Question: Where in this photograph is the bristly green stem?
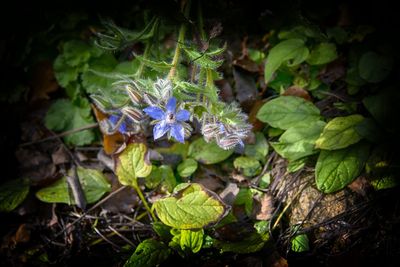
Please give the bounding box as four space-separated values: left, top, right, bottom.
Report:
168 0 191 80
132 179 157 221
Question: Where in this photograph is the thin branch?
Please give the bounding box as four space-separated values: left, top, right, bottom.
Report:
19 123 98 147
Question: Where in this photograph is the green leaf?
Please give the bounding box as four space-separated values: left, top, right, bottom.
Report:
256 96 321 130
315 115 364 150
144 165 176 193
177 158 198 177
234 188 253 216
370 176 398 190
306 43 337 65
154 183 228 229
233 156 262 177
152 222 172 241
45 99 95 146
359 51 393 83
315 143 370 193
180 229 204 253
188 138 234 164
259 173 271 189
271 121 326 161
291 234 309 252
287 158 307 173
135 55 173 72
183 47 224 70
0 179 29 212
53 55 81 87
363 88 400 132
116 143 152 187
36 167 111 204
214 231 268 254
244 132 269 162
265 39 309 83
62 40 92 67
124 239 170 267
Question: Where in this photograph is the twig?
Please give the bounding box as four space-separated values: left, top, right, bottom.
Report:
108 226 136 247
19 123 98 147
93 227 120 249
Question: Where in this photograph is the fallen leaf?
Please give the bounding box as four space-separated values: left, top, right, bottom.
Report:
253 193 273 220
29 60 59 101
51 145 70 165
233 56 260 73
215 79 234 102
219 182 240 206
248 100 266 131
347 176 370 196
282 86 311 101
318 58 346 84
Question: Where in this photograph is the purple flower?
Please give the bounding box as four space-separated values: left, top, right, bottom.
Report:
143 97 190 143
108 114 129 134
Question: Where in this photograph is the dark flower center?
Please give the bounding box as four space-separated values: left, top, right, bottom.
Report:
166 112 175 123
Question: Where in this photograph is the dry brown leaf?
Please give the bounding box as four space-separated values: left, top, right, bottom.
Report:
282 86 312 101
253 193 273 220
29 60 58 101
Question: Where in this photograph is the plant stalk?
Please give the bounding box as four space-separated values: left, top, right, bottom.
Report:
132 179 157 221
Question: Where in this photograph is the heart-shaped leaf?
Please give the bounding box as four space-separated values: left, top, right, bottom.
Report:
154 183 228 229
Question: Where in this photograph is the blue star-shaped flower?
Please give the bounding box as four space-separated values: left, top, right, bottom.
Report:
143 97 190 143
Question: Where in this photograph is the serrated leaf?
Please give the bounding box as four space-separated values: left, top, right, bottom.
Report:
124 239 170 267
183 47 223 69
306 43 337 65
265 39 309 83
116 143 152 187
0 179 29 212
291 234 309 252
154 183 228 229
315 115 364 150
233 156 262 177
315 143 370 193
180 229 204 253
177 158 198 177
256 96 321 130
244 132 269 162
53 55 82 88
45 99 95 146
359 51 393 83
188 138 234 164
135 55 173 72
271 121 325 161
36 167 111 204
62 40 92 67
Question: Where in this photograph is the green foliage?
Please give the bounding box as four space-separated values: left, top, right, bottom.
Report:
234 157 262 177
257 96 321 130
178 229 204 253
124 239 170 267
188 138 234 164
291 234 309 252
154 183 228 229
264 39 309 83
234 188 254 216
183 46 224 70
358 51 393 83
0 179 30 212
271 121 325 161
36 167 111 204
145 165 176 192
244 132 269 163
315 143 370 193
45 99 95 146
116 143 152 187
177 158 198 177
214 230 269 254
306 43 337 65
287 158 307 173
315 115 364 150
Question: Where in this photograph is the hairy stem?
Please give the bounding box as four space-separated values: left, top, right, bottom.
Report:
168 0 191 80
132 179 157 221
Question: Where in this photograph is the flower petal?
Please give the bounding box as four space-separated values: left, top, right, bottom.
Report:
118 121 128 134
108 114 120 125
166 97 177 113
143 106 165 120
153 120 169 140
176 109 190 121
170 123 185 143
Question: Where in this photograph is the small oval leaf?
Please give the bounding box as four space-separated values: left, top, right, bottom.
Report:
188 138 233 165
177 158 198 177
